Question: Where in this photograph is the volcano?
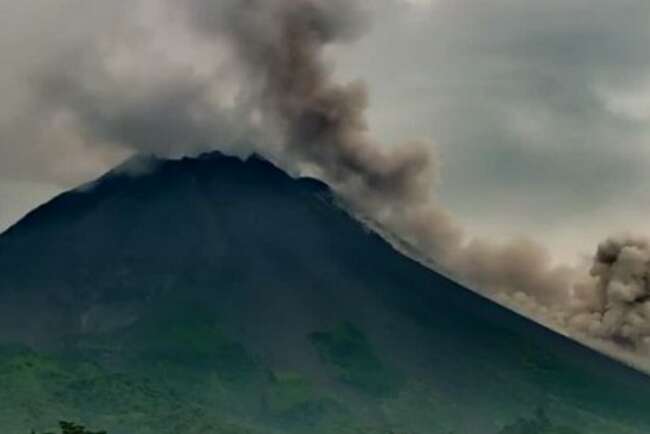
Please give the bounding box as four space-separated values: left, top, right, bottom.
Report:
0 152 648 434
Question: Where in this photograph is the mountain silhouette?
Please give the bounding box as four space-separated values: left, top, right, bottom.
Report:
0 152 648 434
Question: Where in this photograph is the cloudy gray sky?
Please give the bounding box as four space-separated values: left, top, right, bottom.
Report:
1 0 649 266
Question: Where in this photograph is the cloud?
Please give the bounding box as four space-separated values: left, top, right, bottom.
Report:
0 1 132 184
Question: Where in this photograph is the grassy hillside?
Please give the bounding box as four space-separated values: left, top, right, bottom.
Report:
0 314 641 434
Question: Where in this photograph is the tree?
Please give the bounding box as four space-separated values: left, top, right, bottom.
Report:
38 421 107 434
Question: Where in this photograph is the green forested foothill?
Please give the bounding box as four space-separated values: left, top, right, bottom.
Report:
1 330 591 434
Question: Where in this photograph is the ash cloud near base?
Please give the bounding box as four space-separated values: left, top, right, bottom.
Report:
571 237 650 351
5 0 650 357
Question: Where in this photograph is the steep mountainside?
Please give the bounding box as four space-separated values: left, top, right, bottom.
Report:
0 152 648 434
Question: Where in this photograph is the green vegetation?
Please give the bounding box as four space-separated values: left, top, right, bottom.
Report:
0 317 639 434
309 322 401 396
131 317 258 382
122 300 259 381
264 371 317 415
0 346 182 433
262 370 348 428
498 409 581 434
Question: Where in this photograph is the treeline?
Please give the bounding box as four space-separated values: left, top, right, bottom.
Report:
30 421 106 434
30 409 580 434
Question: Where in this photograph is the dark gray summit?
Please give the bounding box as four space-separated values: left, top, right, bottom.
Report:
0 152 648 434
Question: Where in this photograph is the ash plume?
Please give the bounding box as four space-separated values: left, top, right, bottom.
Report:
183 0 438 208
569 237 650 352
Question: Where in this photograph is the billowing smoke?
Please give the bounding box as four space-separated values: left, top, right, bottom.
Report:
185 0 436 206
569 237 650 352
8 0 646 357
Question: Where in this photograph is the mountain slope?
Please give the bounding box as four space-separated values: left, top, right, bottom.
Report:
0 152 648 434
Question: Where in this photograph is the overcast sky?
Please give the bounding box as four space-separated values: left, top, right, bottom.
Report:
1 0 649 265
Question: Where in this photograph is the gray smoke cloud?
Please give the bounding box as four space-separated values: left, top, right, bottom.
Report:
2 0 646 358
179 0 438 209
570 237 650 352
